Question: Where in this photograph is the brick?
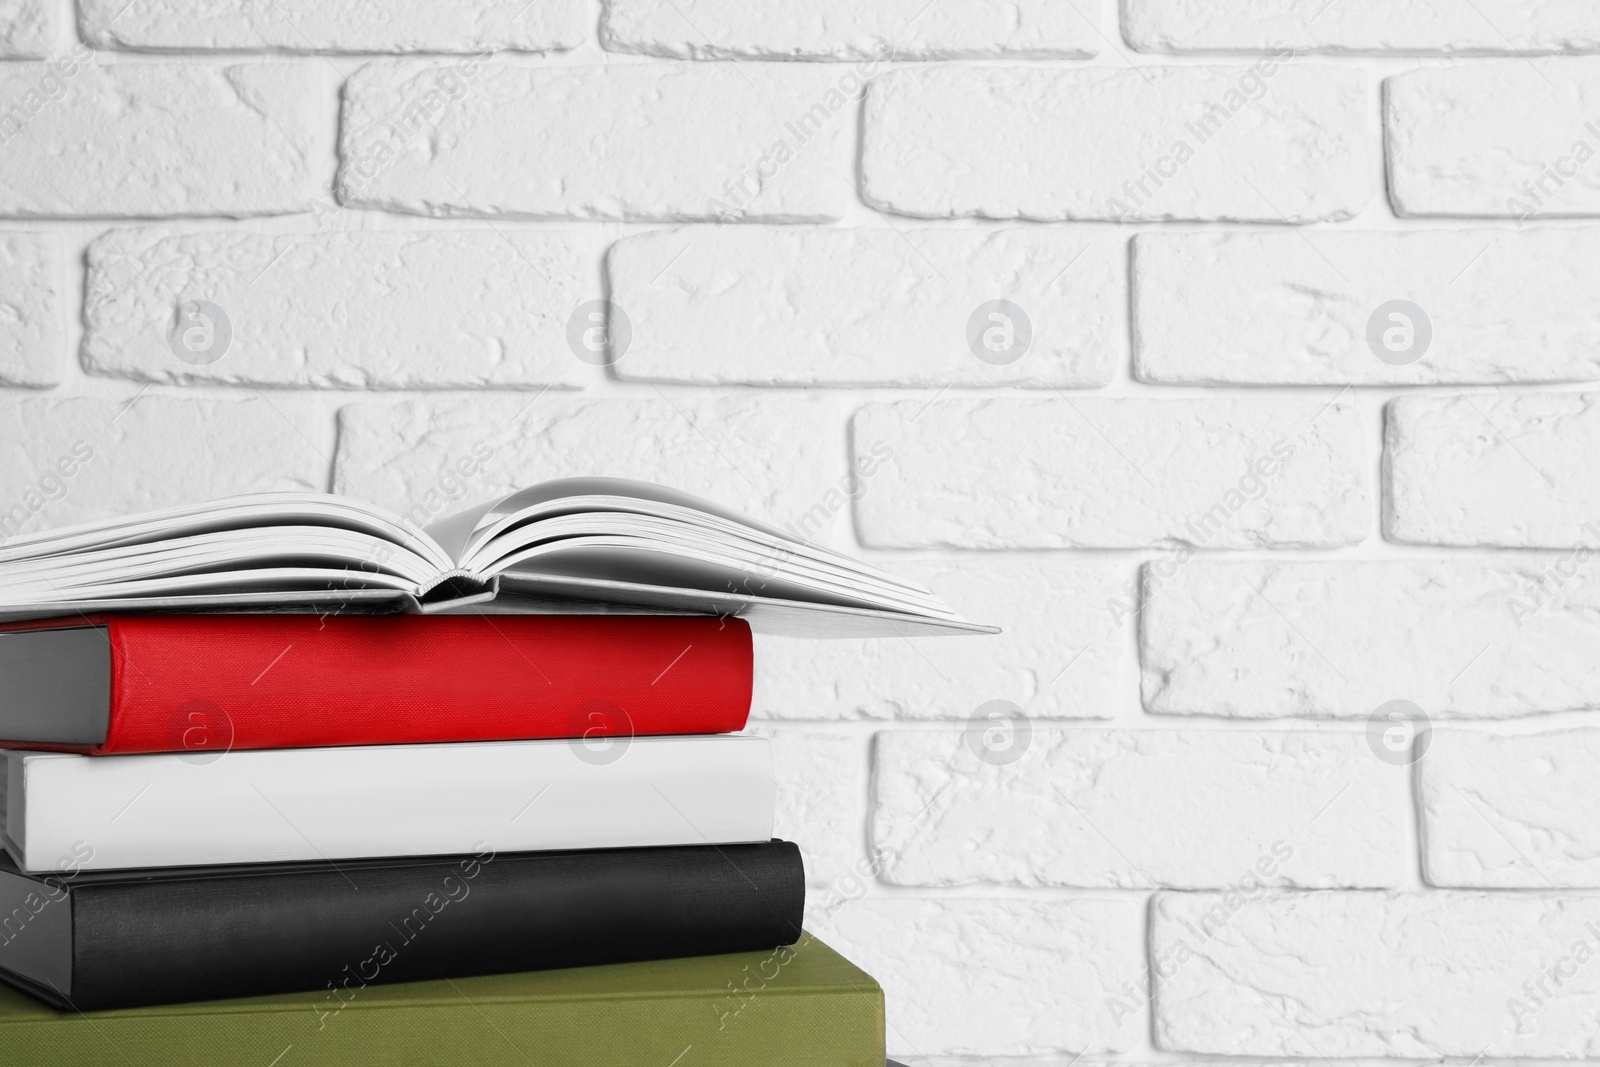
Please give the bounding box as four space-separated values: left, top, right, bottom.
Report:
79 0 583 52
1387 392 1600 546
872 730 1407 888
333 396 844 534
0 233 60 387
1420 728 1600 887
0 61 327 218
862 64 1371 221
0 0 51 57
0 396 329 539
1134 230 1600 385
83 229 589 389
1153 891 1600 1057
600 0 1098 59
1387 62 1600 218
609 226 1121 388
762 729 863 886
810 898 1141 1056
852 398 1367 548
751 559 1123 720
1142 560 1600 718
1125 1 1600 54
339 61 851 222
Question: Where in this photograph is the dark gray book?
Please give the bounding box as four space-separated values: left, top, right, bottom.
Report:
0 840 804 1011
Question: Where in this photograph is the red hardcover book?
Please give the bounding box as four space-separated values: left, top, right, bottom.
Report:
0 613 751 755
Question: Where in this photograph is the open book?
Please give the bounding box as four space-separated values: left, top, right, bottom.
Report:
0 478 996 637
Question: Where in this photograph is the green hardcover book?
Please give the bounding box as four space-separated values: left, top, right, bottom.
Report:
0 932 884 1067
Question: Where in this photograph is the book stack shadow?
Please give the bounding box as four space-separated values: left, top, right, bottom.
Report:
0 612 886 1066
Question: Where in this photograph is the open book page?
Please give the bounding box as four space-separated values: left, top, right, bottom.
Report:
424 477 958 620
0 495 450 607
0 483 993 635
423 477 797 562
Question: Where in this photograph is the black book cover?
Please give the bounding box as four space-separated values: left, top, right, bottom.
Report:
0 840 804 1011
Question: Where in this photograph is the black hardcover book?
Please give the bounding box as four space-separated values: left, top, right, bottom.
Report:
0 840 805 1011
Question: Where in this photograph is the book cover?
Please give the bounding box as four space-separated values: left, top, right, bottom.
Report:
2 735 773 872
0 931 882 1066
0 841 805 1011
0 613 751 754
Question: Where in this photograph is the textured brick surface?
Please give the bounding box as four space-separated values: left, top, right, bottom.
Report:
1126 1 1600 54
1420 728 1600 887
1388 62 1600 217
853 398 1368 548
763 729 864 887
608 226 1122 387
752 559 1124 720
0 396 328 538
0 0 50 56
1154 891 1600 1057
601 0 1098 59
334 396 844 532
862 65 1372 220
340 61 851 221
1387 392 1600 547
873 730 1407 887
79 0 584 52
0 61 326 217
0 233 60 387
83 229 588 389
1143 560 1600 718
870 729 1408 889
1134 230 1600 384
811 898 1142 1056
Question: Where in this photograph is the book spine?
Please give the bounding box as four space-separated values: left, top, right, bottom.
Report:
93 613 751 754
66 842 805 1011
19 736 774 872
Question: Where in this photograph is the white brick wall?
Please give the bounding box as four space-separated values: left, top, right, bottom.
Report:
0 233 59 387
84 229 591 388
1124 1 1600 54
1133 229 1600 384
0 60 331 217
862 64 1374 221
4 8 1599 1063
1388 61 1600 218
78 0 586 53
608 226 1122 387
1153 891 1600 1057
853 397 1368 547
1419 728 1600 887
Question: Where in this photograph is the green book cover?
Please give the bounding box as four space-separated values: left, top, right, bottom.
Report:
0 932 883 1067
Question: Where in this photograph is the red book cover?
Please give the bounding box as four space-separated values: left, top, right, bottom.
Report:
0 613 751 755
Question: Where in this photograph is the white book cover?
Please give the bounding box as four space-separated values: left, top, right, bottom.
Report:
0 735 773 873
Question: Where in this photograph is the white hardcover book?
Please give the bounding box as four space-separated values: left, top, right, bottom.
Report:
0 477 998 638
0 735 773 873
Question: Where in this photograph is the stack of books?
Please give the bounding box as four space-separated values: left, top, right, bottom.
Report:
0 477 992 1066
